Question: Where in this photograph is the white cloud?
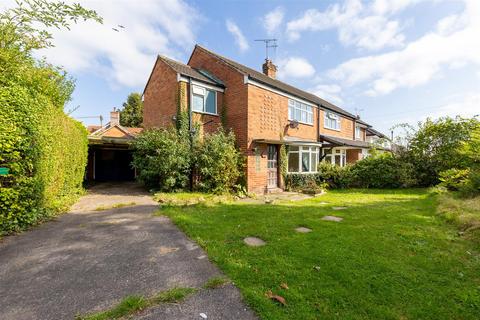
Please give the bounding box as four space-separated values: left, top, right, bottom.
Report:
36 0 200 88
277 57 315 79
329 0 480 96
262 7 285 35
310 84 344 104
286 0 408 50
226 19 249 52
433 93 480 119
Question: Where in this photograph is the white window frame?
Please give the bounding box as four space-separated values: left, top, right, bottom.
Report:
191 85 217 115
322 148 347 167
287 145 319 173
288 99 314 125
324 111 341 131
355 125 362 141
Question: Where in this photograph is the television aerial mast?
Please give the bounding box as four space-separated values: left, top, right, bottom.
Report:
254 38 278 60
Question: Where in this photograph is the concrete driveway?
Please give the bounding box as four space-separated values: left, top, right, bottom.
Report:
0 183 256 320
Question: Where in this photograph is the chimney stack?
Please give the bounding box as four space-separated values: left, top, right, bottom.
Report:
110 108 120 126
262 59 277 79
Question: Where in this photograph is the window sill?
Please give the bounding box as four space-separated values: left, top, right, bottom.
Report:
193 110 219 117
287 171 318 174
323 126 341 132
288 119 314 127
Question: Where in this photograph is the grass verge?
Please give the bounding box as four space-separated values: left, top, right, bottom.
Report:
77 287 196 320
94 202 137 211
436 192 480 241
159 189 480 320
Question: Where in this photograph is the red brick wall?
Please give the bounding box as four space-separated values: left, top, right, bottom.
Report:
188 47 249 150
143 58 179 129
320 109 355 139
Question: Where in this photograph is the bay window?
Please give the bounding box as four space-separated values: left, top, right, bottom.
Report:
288 99 314 125
192 85 216 114
324 111 341 130
287 145 319 173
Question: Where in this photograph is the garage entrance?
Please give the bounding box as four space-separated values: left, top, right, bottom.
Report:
88 147 135 182
85 109 142 183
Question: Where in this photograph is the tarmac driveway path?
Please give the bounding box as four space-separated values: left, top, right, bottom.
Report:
0 183 257 320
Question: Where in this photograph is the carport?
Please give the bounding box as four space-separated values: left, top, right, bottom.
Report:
85 110 142 182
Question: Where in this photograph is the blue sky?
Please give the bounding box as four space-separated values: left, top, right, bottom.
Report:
20 0 480 134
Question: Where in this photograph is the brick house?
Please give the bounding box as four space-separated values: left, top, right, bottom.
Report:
143 45 387 193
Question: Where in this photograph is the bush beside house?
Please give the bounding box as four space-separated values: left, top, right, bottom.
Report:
132 127 243 194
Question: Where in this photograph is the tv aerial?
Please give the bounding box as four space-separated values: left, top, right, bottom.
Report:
254 38 278 60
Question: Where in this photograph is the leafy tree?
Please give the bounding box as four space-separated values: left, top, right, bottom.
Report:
396 117 479 186
120 92 143 127
0 0 102 52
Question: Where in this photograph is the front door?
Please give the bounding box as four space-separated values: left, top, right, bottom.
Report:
267 144 278 188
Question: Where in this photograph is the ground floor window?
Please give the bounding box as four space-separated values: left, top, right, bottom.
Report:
322 148 347 167
287 145 319 173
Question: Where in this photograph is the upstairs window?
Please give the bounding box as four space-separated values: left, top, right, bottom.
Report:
324 111 341 130
355 125 362 140
288 99 313 125
192 85 216 114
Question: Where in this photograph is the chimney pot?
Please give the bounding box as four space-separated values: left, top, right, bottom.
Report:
262 59 277 79
110 109 120 126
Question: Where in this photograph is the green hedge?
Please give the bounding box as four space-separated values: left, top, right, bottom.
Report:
0 48 88 234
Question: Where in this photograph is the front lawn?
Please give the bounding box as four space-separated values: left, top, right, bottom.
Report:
159 189 480 320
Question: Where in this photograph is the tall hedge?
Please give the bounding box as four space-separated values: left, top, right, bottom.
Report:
0 48 88 234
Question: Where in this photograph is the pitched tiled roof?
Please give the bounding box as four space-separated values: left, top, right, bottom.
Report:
193 45 363 121
158 55 223 86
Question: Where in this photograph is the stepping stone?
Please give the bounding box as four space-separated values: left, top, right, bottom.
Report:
295 227 312 233
318 202 329 205
332 206 348 210
322 215 343 222
243 237 266 247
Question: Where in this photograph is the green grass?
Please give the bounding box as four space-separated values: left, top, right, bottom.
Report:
94 202 136 211
154 192 233 206
203 276 230 289
159 189 480 320
77 287 196 320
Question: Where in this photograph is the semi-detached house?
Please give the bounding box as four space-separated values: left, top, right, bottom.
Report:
143 45 388 194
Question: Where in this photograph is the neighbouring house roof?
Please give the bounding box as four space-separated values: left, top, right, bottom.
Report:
158 55 224 86
193 45 367 123
88 122 143 145
87 125 102 134
366 127 388 139
320 135 373 149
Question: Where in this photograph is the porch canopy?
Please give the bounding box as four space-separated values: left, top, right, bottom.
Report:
253 136 322 146
319 135 372 148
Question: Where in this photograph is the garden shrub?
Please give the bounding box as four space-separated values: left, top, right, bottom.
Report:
349 153 416 188
0 48 88 234
285 173 317 191
316 162 352 189
131 128 191 191
193 129 242 193
438 168 470 191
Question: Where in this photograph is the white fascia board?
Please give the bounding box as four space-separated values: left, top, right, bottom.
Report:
177 74 224 92
246 78 317 108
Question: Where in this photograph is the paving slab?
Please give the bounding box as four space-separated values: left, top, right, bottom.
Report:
321 215 344 222
0 183 256 320
295 227 312 233
332 206 348 210
243 237 266 246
